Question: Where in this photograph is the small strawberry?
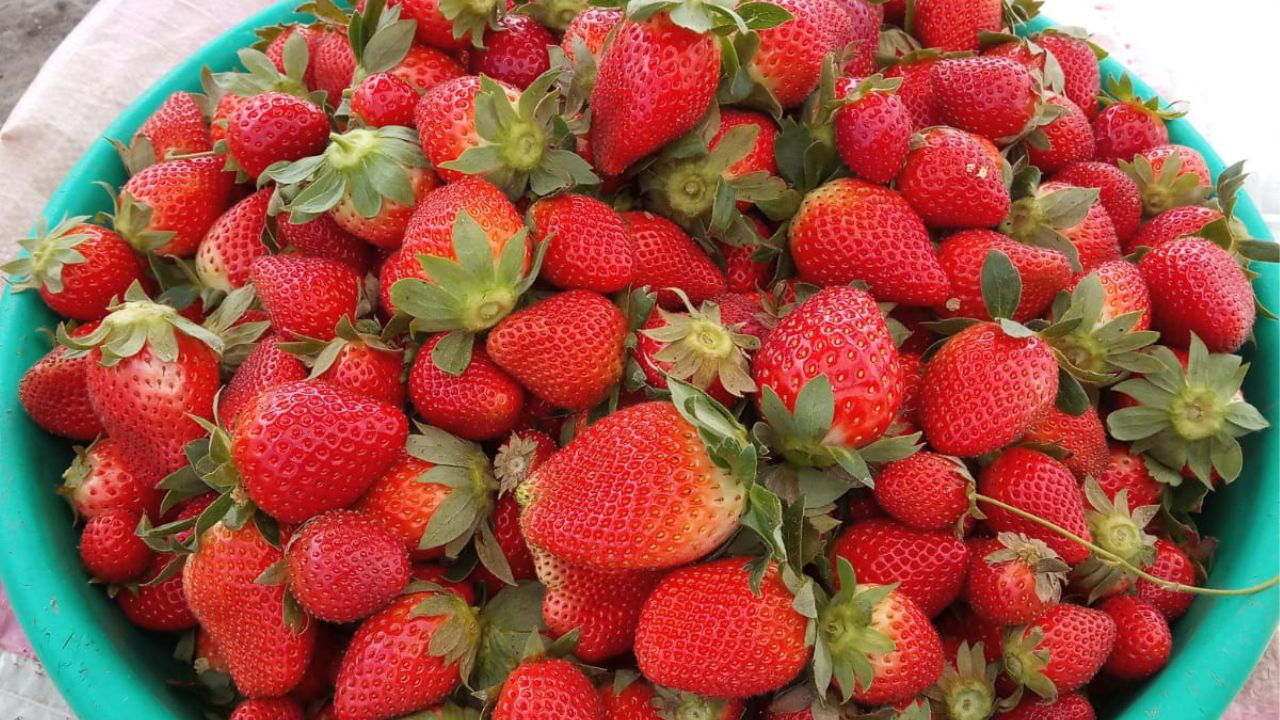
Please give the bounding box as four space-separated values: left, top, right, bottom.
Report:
477 493 538 590
529 193 634 294
996 692 1095 720
18 321 105 441
250 255 362 342
134 91 212 163
225 92 329 179
1099 594 1172 680
218 333 309 427
1023 406 1109 481
831 518 970 617
533 548 663 662
471 14 555 89
276 212 374 274
409 334 526 441
353 451 449 558
833 76 913 185
1053 161 1143 243
1135 539 1196 619
742 0 841 109
1121 143 1212 216
390 44 469 93
1035 30 1104 120
385 0 500 50
230 698 304 720
494 656 606 720
1094 443 1163 512
1027 96 1094 173
281 317 406 406
1138 235 1255 352
872 452 975 532
932 56 1039 143
262 24 322 88
966 533 1069 625
978 448 1092 565
283 509 410 623
636 295 760 405
118 551 198 632
937 229 1072 322
911 0 1005 52
1092 74 1180 164
110 155 235 257
884 54 945 129
562 8 621 62
412 564 479 605
311 27 358 104
195 187 273 292
624 210 727 309
898 126 1010 229
60 437 161 521
722 238 773 293
6 213 147 318
1003 603 1116 699
78 509 153 584
835 0 884 75
351 72 420 127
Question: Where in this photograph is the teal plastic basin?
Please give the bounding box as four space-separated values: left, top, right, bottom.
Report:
0 5 1274 718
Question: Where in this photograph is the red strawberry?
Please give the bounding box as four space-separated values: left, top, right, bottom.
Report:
599 676 745 720
978 448 1093 565
1002 180 1121 274
414 75 519 182
401 175 527 260
78 509 152 584
384 0 498 50
745 0 838 109
911 0 1003 52
590 11 720 175
529 193 634 293
789 178 949 306
112 155 234 257
353 451 450 559
1036 31 1103 120
722 239 773 293
471 14 555 89
494 656 606 720
310 26 358 104
264 24 321 88
1092 74 1176 164
563 8 621 60
873 452 973 531
136 91 212 162
351 72 420 128
250 256 361 342
118 552 198 632
184 522 317 697
635 297 760 405
835 0 883 75
919 323 1058 457
5 218 146 322
898 126 1010 229
624 211 727 309
885 56 945 129
334 590 479 719
276 212 374 274
1023 406 1109 480
1135 539 1196 619
218 334 309 426
1002 603 1116 697
1123 143 1212 216
475 493 537 592
390 44 468 93
937 229 1072 322
195 187 273 291
1099 594 1171 680
60 437 161 521
285 510 410 623
996 692 1096 720
1077 258 1151 330
409 334 525 441
18 322 105 441
967 533 1069 625
300 330 405 408
1138 235 1255 352
534 548 663 662
412 564 478 605
1094 443 1163 512
226 92 329 179
932 56 1039 142
210 92 248 146
230 698 304 720
633 559 810 698
1053 161 1143 243
833 77 913 185
1128 207 1222 258
831 519 970 617
1028 96 1094 173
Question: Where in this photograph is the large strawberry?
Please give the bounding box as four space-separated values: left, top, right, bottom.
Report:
110 155 234 257
931 56 1040 143
529 193 634 294
1002 603 1116 699
250 255 362 342
284 509 411 623
195 187 273 291
350 71 420 128
624 210 728 309
18 321 105 441
1138 235 1255 352
937 229 1071 322
978 447 1093 565
830 519 970 617
966 533 1070 625
898 126 1010 229
409 334 526 441
742 0 842 109
493 656 606 720
533 549 663 662
911 0 1005 52
5 218 146 322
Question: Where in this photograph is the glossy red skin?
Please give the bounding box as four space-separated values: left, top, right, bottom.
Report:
1136 539 1197 619
353 452 451 561
1139 235 1255 352
1092 102 1169 164
835 0 883 76
873 451 970 531
494 657 606 720
535 549 663 662
121 155 234 257
19 323 104 441
386 0 480 50
286 510 411 623
78 509 153 583
919 323 1058 457
713 108 780 193
329 165 436 250
834 85 912 185
196 187 272 290
635 559 809 698
232 381 408 523
310 28 357 106
562 7 621 60
831 519 969 617
1028 96 1095 173
185 523 317 698
599 678 663 720
529 193 634 293
218 334 308 426
722 235 773 293
898 127 1010 229
912 0 1002 51
966 537 1058 625
1037 32 1102 120
789 178 949 306
471 14 554 89
590 14 719 175
400 175 528 265
1124 204 1221 255
1010 603 1117 693
1100 595 1172 679
315 343 405 407
277 212 374 274
885 59 944 129
747 0 835 108
932 56 1038 142
28 223 144 321
61 437 161 520
414 76 519 183
1054 161 1143 243
624 210 727 309
226 92 329 179
249 255 361 342
265 24 321 88
409 334 525 441
996 692 1096 720
334 592 469 719
938 229 1072 322
1095 443 1163 511
229 698 305 720
139 91 211 161
391 44 467 93
87 333 219 477
1137 142 1212 188
351 72 420 127
119 552 197 632
753 286 903 448
412 563 478 605
1078 262 1150 329
1036 181 1122 273
841 587 944 705
1023 406 1109 480
979 448 1093 566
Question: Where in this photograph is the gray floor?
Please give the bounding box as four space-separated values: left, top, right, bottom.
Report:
0 0 97 122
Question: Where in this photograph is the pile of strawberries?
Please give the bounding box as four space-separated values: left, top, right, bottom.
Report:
7 0 1278 717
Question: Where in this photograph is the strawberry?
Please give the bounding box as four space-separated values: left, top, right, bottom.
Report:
351 72 420 127
744 0 838 109
284 509 410 623
476 493 538 591
932 56 1039 142
111 155 234 257
353 451 450 558
835 0 884 75
937 229 1071 322
195 187 273 291
494 656 606 720
1027 96 1094 173
250 256 361 342
401 175 527 259
529 193 634 294
1095 443 1163 512
1035 30 1103 120
1023 406 1109 480
78 509 153 584
311 27 358 105
789 178 949 306
60 437 161 521
884 55 945 129
1092 74 1179 164
599 676 745 720
911 0 1003 52
1138 235 1255 352
18 322 105 441
1001 179 1120 274
898 126 1010 229
230 698 304 720
1135 539 1196 619
534 548 663 662
135 91 212 163
413 564 479 605
334 590 479 719
966 533 1069 625
833 77 913 185
589 9 720 175
636 296 759 405
263 24 322 86
1125 203 1221 254
562 8 621 61
1002 603 1116 698
194 626 230 673
409 334 526 441
384 0 499 50
1122 143 1212 217
218 334 309 426
1076 258 1151 329
624 210 728 309
232 380 408 523
471 14 555 89
996 692 1095 720
1099 594 1172 680
830 518 970 617
390 44 469 93
722 239 773 293
118 551 198 631
1053 161 1143 243
633 558 810 698
276 212 374 274
5 218 146 322
282 318 406 406
872 452 974 532
978 448 1093 565
919 323 1059 457
226 92 329 179
184 521 318 697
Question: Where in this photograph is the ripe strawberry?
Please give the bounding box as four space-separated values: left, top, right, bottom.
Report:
833 77 913 185
932 56 1038 142
351 72 420 127
390 44 468 93
136 91 212 162
1138 235 1255 352
1077 258 1151 329
1125 203 1221 254
563 8 621 61
494 656 606 720
5 218 145 322
1053 161 1143 243
1023 406 1109 480
195 187 272 291
60 437 161 520
590 11 720 175
599 676 744 720
471 14 555 89
250 256 361 342
1002 180 1121 274
230 698 304 720
1135 539 1196 619
996 692 1096 720
624 211 727 309
722 239 773 293
967 532 1069 626
1036 31 1103 120
885 55 945 129
18 322 104 441
919 323 1058 457
276 212 374 274
283 318 405 406
78 509 152 584
311 27 358 106
263 24 322 87
353 451 450 558
911 0 1003 52
409 334 525 441
873 452 974 531
1002 603 1116 698
412 564 478 605
401 175 527 261
831 519 970 617
835 0 883 75
475 493 537 591
1121 143 1211 218
789 178 948 305
334 590 479 719
415 75 520 182
285 510 410 623
636 296 760 405
529 193 634 294
233 380 408 523
225 92 329 179
1092 74 1177 164
937 229 1071 322
118 551 198 631
979 448 1093 565
384 0 498 50
1028 96 1095 173
898 126 1010 229
218 334 308 426
745 0 838 109
185 522 317 697
634 559 810 698
111 155 234 257
1099 594 1171 680
1094 443 1163 512
534 548 663 662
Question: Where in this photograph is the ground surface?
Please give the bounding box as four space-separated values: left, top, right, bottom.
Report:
0 0 97 122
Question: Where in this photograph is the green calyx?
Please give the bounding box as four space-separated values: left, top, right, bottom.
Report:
411 588 483 680
105 182 178 254
998 170 1096 273
1099 73 1186 120
3 215 96 294
348 0 415 78
642 290 760 397
441 72 599 199
517 0 586 30
1075 477 1158 600
923 641 1001 720
1106 335 1270 487
1002 625 1056 701
439 0 502 48
653 686 733 720
546 37 597 134
278 316 402 380
59 282 227 367
813 559 898 703
212 31 325 106
1192 161 1280 275
986 532 1069 605
1040 272 1162 384
1120 151 1209 217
